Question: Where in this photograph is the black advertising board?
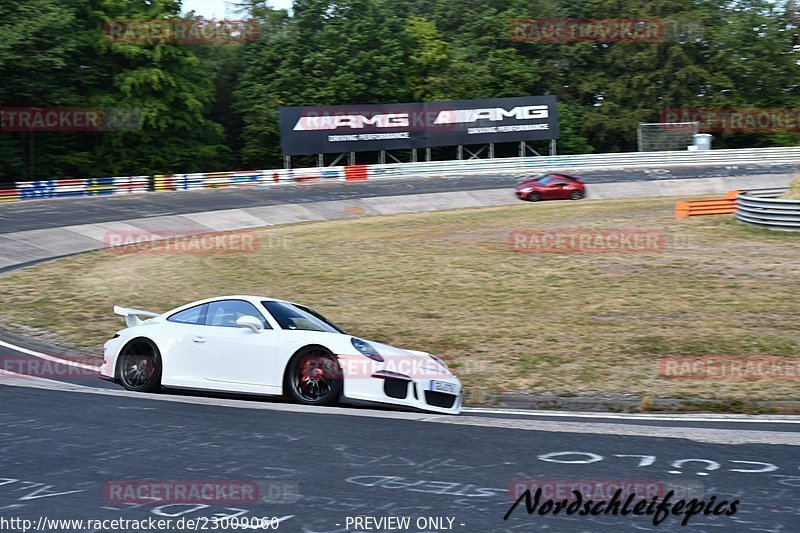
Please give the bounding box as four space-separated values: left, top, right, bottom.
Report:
278 96 559 155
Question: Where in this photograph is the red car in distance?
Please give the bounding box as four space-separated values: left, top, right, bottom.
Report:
514 173 586 201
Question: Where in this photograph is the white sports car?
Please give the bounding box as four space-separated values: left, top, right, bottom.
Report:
101 295 461 414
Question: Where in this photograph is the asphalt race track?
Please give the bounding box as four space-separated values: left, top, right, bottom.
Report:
1 165 799 532
1 339 799 533
0 162 796 233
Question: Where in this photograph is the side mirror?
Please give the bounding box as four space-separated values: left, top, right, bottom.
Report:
236 315 264 333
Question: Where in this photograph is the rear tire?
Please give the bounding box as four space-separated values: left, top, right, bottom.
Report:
118 338 162 393
285 348 342 406
570 190 584 200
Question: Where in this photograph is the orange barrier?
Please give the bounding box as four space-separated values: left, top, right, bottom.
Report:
344 165 368 181
675 191 739 218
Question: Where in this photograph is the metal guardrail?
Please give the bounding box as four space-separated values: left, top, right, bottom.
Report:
349 146 800 180
2 146 800 202
735 187 789 198
736 188 800 232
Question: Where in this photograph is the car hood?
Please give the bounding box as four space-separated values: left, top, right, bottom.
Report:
363 340 450 377
368 340 426 358
372 340 447 365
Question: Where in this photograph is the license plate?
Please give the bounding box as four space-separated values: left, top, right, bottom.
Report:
430 380 458 395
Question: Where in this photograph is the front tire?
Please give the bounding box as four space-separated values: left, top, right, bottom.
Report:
285 348 342 406
527 192 541 201
118 338 162 393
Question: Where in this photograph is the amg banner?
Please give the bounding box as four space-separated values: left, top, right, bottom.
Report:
278 96 559 155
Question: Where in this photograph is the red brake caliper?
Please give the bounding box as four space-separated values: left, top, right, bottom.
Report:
142 358 154 379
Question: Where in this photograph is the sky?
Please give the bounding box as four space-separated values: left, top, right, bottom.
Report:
182 0 293 18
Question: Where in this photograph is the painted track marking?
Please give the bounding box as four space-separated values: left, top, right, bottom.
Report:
2 338 800 427
0 339 101 372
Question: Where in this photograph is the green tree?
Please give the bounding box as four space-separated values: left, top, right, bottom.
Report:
84 0 230 175
405 15 449 101
0 0 88 179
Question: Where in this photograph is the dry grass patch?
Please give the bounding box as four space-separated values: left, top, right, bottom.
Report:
780 174 800 199
1 195 799 401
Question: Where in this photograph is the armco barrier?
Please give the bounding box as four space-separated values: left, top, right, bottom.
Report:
736 188 800 232
270 167 345 183
0 182 20 203
344 165 369 181
2 146 800 203
735 187 789 198
113 176 150 194
354 146 800 180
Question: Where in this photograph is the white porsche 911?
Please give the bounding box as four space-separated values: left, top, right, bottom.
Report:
100 296 461 414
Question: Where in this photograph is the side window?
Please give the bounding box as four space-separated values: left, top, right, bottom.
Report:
167 304 207 325
205 300 270 329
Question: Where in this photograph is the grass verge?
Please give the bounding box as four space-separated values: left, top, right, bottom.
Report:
1 195 798 404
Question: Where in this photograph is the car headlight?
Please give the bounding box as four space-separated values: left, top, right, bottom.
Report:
521 187 532 193
351 338 384 362
430 354 449 371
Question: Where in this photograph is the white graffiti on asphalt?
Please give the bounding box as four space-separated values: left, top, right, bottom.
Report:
0 478 86 501
535 451 781 476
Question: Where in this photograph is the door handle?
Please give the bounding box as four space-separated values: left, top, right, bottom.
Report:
192 336 206 344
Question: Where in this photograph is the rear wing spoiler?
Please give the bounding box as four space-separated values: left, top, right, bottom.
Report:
113 305 159 328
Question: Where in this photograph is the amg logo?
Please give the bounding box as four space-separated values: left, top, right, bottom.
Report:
434 105 549 124
294 113 410 131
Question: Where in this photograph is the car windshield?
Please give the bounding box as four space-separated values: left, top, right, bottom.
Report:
537 175 554 185
261 301 345 333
